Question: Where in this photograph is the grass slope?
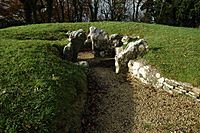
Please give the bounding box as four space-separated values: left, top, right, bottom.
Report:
0 21 199 132
4 21 198 86
92 22 200 86
0 24 87 132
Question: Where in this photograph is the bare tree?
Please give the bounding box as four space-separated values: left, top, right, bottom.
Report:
132 0 136 21
0 0 23 19
57 0 65 22
101 0 127 21
135 0 142 20
65 0 72 22
19 0 33 23
46 0 53 22
32 0 38 23
86 0 100 21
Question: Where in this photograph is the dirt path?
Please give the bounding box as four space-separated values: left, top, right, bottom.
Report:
80 52 200 133
83 67 135 133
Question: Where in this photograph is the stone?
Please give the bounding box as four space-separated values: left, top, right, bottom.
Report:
74 61 89 67
109 34 123 47
99 51 106 57
63 43 72 60
163 82 173 94
121 36 130 45
127 58 200 101
138 66 148 79
121 35 140 45
115 47 124 55
174 86 187 94
128 60 142 77
155 73 161 79
66 30 72 37
163 82 174 90
63 29 87 62
85 26 110 57
187 91 197 97
165 78 179 87
115 39 148 74
179 82 193 88
154 77 165 88
139 77 149 84
192 87 200 95
158 77 165 83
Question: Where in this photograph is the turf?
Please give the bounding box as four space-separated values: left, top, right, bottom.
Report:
0 24 88 132
88 22 200 86
0 21 199 132
24 21 199 86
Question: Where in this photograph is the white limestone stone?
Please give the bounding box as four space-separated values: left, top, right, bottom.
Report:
155 77 165 88
115 39 148 74
74 61 89 67
115 47 124 55
192 87 200 95
156 73 161 79
138 67 147 79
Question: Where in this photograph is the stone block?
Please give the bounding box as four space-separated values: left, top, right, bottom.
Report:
163 83 173 94
115 39 148 74
115 47 124 55
174 86 187 94
154 77 165 88
74 61 89 67
165 78 179 87
138 66 148 79
192 87 200 95
63 29 86 62
86 26 110 57
187 91 198 98
155 73 161 79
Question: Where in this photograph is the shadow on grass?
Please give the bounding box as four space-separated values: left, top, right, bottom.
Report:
149 47 163 52
47 44 65 59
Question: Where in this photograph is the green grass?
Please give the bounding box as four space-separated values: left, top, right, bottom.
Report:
0 24 88 132
0 21 199 132
86 22 200 86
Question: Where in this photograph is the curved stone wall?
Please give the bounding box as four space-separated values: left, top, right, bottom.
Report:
128 60 200 101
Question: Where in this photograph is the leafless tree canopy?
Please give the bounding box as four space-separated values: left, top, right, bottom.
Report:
1 0 200 27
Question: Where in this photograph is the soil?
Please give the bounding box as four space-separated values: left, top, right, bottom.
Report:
79 52 200 133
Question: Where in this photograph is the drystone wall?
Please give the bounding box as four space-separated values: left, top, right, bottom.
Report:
128 60 200 101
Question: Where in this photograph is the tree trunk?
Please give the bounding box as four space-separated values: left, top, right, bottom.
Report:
24 0 33 23
55 0 61 22
72 0 78 22
89 4 94 21
78 2 83 22
59 0 65 22
93 0 99 21
66 0 71 22
132 0 135 21
46 0 53 22
32 0 38 23
135 0 142 21
110 1 115 21
38 0 45 22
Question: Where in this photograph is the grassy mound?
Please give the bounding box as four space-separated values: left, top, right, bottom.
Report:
0 24 87 132
0 21 199 132
89 22 200 86
28 21 199 86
